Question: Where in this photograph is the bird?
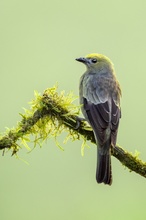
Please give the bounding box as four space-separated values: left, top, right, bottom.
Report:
76 53 121 185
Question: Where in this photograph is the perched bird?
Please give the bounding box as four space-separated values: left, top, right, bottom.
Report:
76 53 121 185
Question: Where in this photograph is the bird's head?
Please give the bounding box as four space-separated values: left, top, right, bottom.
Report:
76 53 114 72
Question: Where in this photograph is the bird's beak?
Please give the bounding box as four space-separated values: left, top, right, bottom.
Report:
76 57 89 64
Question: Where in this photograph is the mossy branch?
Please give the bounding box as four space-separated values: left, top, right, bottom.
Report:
0 85 146 179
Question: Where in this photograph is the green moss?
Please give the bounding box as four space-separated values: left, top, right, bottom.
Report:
0 85 83 155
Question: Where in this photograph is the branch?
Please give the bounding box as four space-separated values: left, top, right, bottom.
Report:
0 85 146 179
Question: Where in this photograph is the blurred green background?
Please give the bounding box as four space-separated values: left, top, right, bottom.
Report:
0 0 146 219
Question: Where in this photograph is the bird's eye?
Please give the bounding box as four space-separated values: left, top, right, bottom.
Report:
91 58 97 63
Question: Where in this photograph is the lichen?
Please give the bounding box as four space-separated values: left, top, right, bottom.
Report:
0 85 85 155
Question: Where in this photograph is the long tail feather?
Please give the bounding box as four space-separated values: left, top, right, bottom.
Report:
96 146 112 185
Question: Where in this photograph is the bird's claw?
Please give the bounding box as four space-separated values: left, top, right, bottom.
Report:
74 116 86 129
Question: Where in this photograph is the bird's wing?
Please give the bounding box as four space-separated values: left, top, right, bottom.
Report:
111 98 121 146
83 98 110 146
82 84 121 147
83 84 110 146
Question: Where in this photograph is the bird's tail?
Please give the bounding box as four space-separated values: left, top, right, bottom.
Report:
96 142 112 185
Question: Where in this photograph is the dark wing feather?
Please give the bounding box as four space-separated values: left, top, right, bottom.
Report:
111 99 121 146
83 98 110 146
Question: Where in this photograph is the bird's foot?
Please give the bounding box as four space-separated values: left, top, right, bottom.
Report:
74 116 86 129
